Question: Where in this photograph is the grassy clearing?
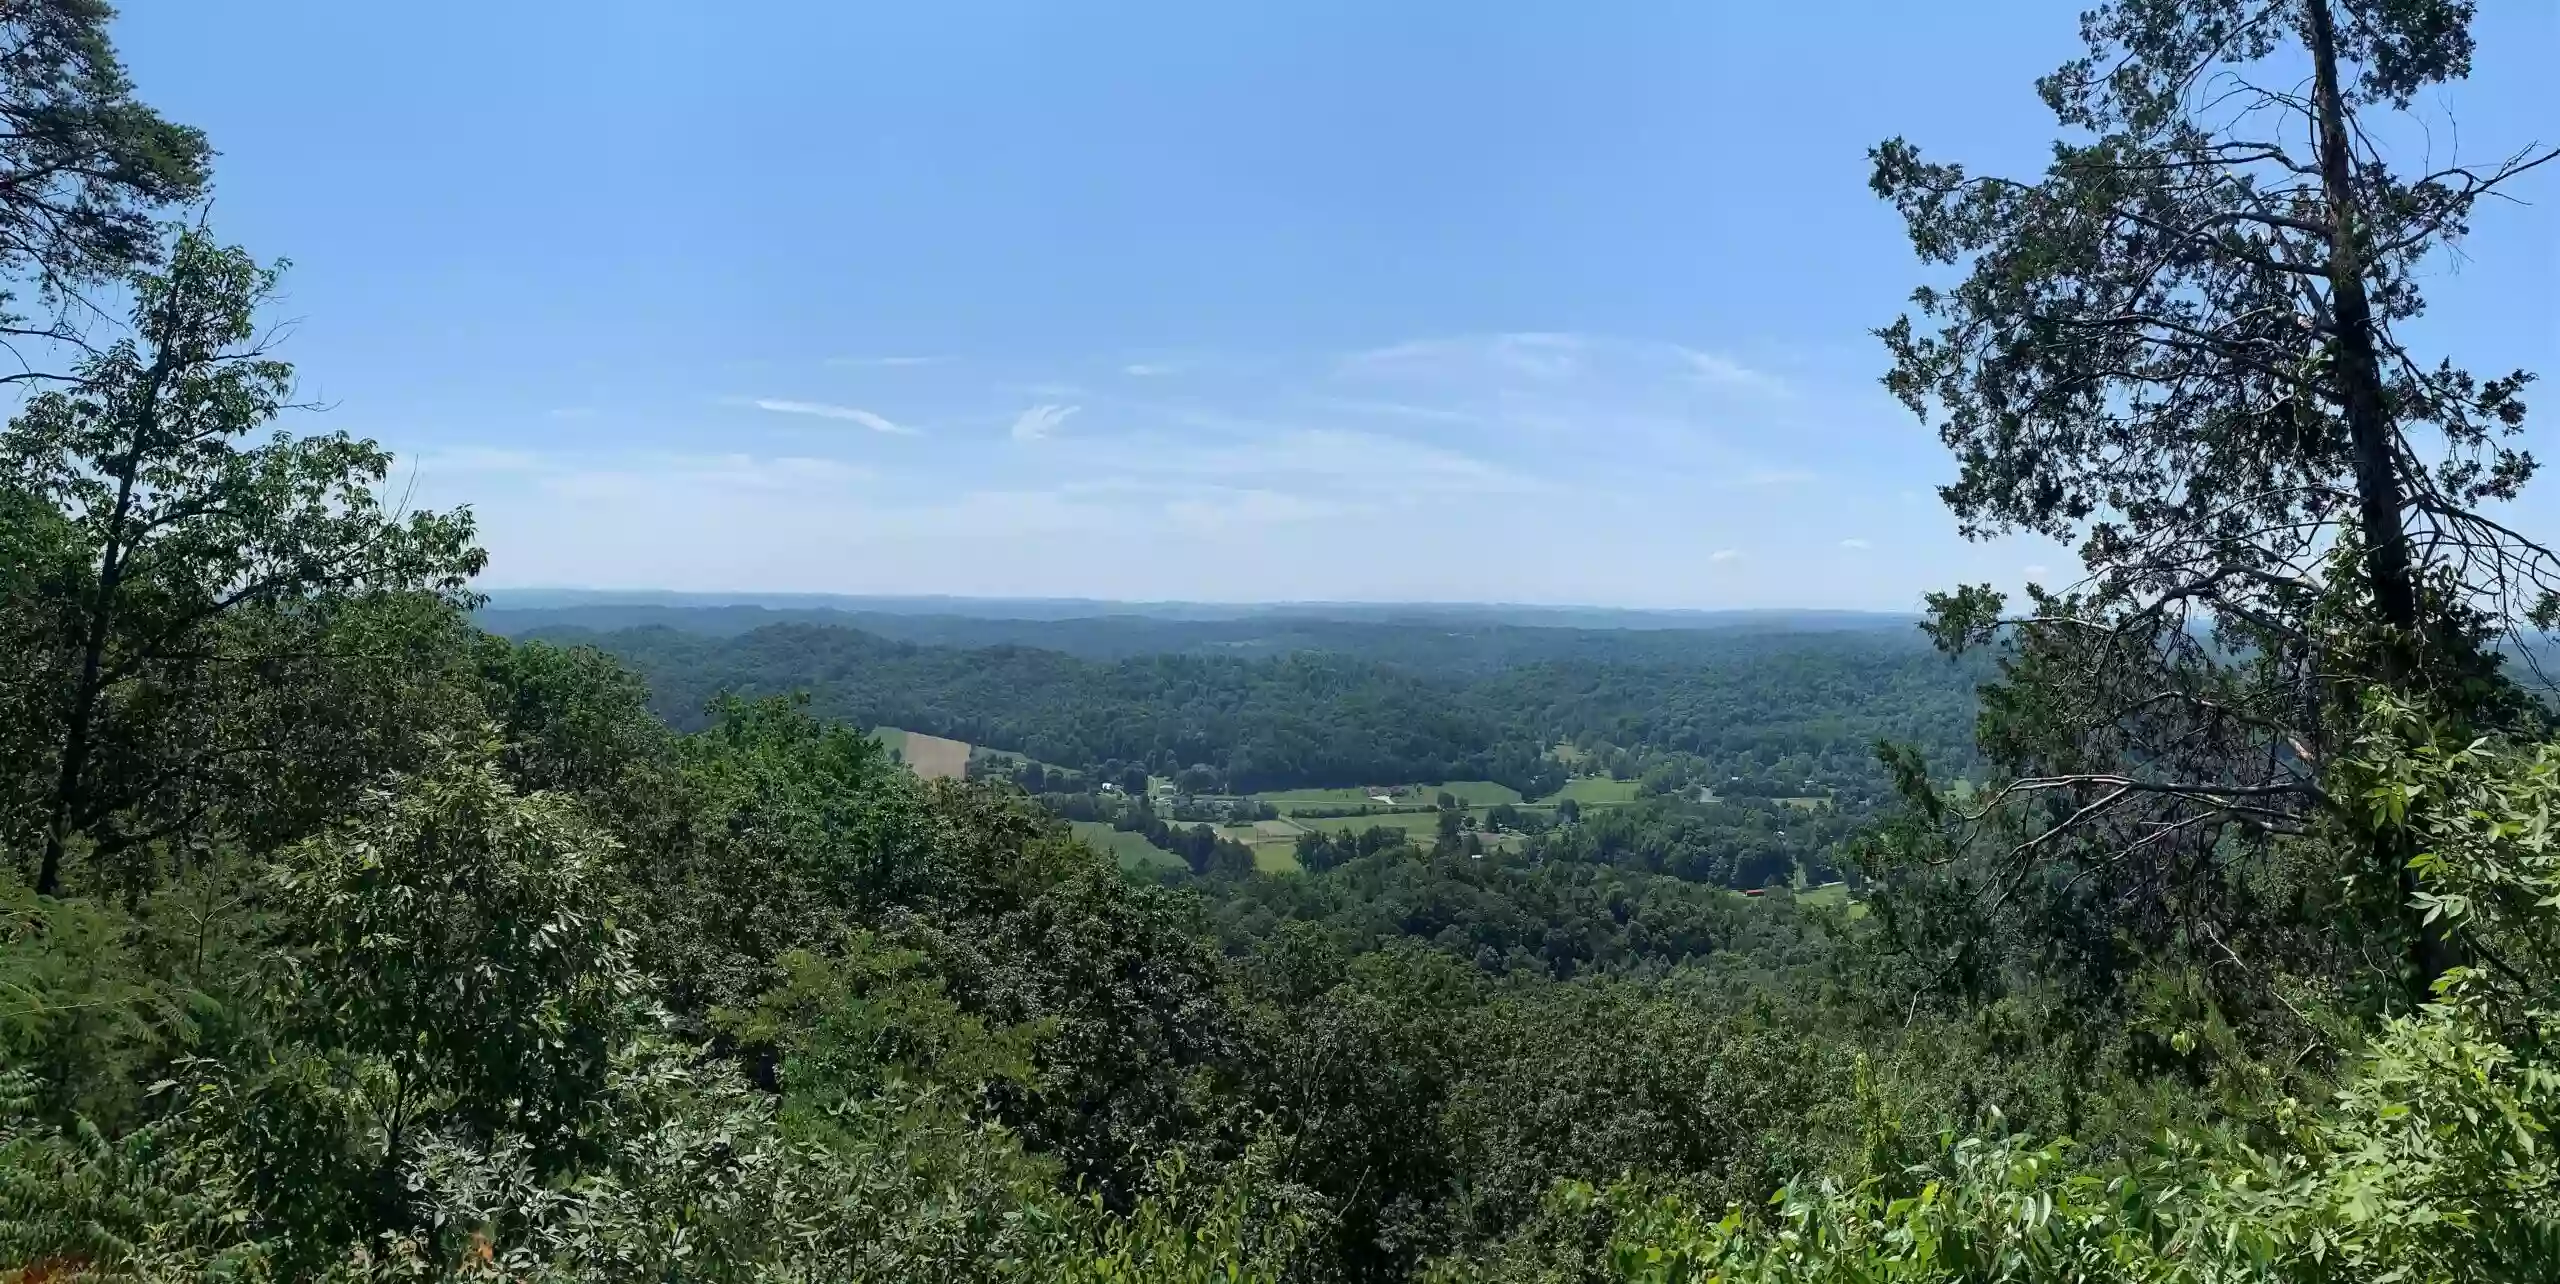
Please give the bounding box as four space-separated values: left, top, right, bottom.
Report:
1551 741 1588 766
1254 781 1521 815
1551 776 1640 806
1070 820 1185 873
969 744 1079 776
1253 785 1416 812
872 727 973 781
1250 842 1303 875
1794 882 1868 918
1777 796 1830 811
1297 811 1447 837
1070 821 1300 877
1432 780 1524 806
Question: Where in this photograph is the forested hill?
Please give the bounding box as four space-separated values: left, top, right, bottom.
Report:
482 601 1921 668
538 619 1986 795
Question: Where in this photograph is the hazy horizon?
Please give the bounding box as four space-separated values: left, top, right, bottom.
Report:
479 586 1922 614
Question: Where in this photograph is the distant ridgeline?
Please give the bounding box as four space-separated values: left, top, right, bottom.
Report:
500 603 1986 801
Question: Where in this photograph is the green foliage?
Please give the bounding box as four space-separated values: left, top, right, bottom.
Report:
264 738 640 1168
1 230 483 896
620 694 925 1023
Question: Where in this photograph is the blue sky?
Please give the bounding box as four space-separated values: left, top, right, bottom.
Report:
111 1 2555 609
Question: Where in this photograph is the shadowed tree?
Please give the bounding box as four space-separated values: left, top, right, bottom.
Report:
1869 0 2554 1002
0 0 211 369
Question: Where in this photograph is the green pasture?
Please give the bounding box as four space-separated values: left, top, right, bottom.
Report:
1070 820 1185 873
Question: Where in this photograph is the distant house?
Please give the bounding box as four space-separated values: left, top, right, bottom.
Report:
1099 782 1121 795
1369 793 1394 804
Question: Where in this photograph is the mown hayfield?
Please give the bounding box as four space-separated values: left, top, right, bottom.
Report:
1070 820 1185 873
872 727 975 780
1297 810 1448 838
1550 776 1640 806
899 730 973 780
1433 780 1523 806
1254 781 1519 813
1253 785 1413 811
1249 842 1303 874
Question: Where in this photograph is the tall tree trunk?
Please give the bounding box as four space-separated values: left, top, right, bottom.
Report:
2306 0 2416 646
2305 0 2454 994
37 482 133 897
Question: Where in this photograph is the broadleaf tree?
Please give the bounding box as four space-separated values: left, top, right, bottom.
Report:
1 230 484 895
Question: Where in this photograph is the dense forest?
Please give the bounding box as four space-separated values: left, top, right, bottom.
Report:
481 601 1923 666
538 619 1984 802
8 1 2560 1281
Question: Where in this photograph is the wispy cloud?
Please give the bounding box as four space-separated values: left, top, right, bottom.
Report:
1710 548 1743 563
1123 362 1177 377
2023 564 2051 579
1339 332 1585 382
1011 403 1080 441
1308 397 1478 425
829 355 948 368
1125 426 1534 497
1677 347 1790 396
1840 537 1871 549
751 398 921 435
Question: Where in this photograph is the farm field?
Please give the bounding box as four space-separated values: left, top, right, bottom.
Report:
1250 843 1302 874
1797 881 1868 918
872 727 973 780
1253 780 1523 814
1252 785 1421 812
1253 780 1521 812
1432 780 1525 806
1069 820 1185 873
969 744 1080 776
1295 810 1447 837
1552 776 1640 805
